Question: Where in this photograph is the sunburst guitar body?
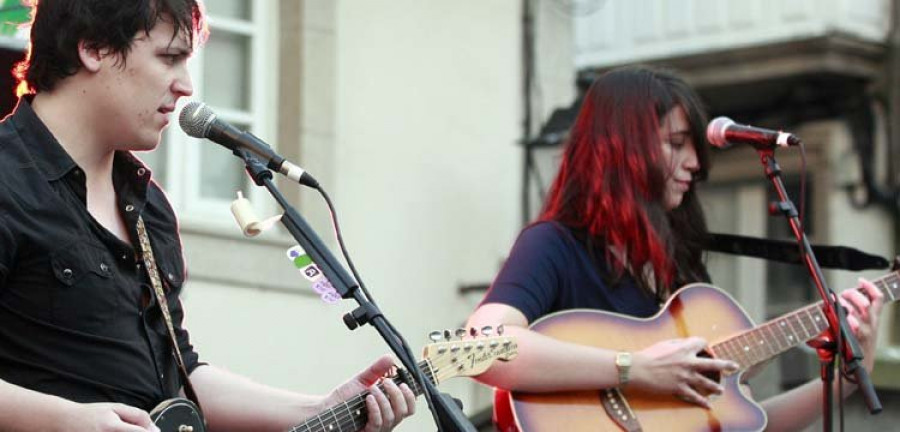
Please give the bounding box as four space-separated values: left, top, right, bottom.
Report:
499 271 900 431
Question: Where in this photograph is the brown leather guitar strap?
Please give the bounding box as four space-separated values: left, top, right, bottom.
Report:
136 216 203 413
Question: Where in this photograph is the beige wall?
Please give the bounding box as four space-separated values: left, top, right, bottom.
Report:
181 1 576 430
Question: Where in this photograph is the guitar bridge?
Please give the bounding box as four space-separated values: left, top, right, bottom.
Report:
601 388 642 432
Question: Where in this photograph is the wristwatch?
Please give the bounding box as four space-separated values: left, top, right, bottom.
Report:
615 352 632 387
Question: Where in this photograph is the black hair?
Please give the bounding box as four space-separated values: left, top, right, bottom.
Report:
15 0 206 94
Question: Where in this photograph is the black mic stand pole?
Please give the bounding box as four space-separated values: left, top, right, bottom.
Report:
234 149 476 432
757 150 881 432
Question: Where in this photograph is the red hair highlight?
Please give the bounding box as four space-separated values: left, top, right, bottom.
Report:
541 67 709 293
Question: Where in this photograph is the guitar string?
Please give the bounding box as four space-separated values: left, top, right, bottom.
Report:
289 357 453 432
296 340 514 432
289 365 432 432
304 358 464 432
288 368 424 432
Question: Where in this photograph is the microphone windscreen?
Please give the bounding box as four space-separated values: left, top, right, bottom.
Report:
706 116 734 148
178 101 215 138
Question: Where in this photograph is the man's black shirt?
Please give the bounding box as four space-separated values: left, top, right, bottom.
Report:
0 97 201 411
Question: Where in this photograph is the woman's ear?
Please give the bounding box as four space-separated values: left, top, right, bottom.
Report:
77 40 103 73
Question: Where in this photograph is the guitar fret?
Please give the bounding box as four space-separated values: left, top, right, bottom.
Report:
746 332 764 364
787 314 805 344
716 341 737 365
343 400 358 431
732 333 753 364
748 327 774 358
763 322 785 354
329 403 342 432
728 338 751 368
877 275 897 301
776 319 793 349
752 329 771 359
731 334 753 366
793 311 812 340
715 340 737 365
802 307 822 337
743 332 764 364
786 317 801 344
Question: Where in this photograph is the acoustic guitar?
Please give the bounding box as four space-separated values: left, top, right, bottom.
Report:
499 272 899 431
149 332 518 432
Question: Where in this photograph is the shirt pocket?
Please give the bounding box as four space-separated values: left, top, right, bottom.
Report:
156 245 185 294
50 240 118 331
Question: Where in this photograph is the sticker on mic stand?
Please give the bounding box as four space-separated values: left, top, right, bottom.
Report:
287 245 340 304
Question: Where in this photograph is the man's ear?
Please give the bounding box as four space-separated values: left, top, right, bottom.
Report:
77 41 103 73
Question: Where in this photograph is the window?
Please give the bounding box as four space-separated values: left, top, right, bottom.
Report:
139 0 278 229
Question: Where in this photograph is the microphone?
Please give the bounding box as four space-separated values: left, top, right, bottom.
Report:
179 101 319 188
706 116 802 150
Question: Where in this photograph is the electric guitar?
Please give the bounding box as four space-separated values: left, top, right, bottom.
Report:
498 271 899 431
150 332 518 432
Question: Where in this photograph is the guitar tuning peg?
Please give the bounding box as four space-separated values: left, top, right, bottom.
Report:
443 329 452 341
455 328 467 340
481 326 493 336
428 331 443 343
497 324 505 336
469 327 478 338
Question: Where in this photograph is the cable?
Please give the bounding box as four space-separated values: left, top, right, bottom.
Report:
313 184 448 431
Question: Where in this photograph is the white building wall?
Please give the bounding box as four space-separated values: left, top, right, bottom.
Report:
575 0 891 68
180 1 576 431
332 3 523 428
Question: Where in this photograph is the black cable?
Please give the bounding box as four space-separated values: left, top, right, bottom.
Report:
313 184 447 431
313 185 377 306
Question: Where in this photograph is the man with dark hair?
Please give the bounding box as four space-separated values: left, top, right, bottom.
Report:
0 1 415 431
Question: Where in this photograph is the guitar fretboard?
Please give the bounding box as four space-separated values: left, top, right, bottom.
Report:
710 271 899 370
288 361 433 432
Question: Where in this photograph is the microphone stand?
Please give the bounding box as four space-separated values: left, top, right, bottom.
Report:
234 149 475 432
756 149 881 432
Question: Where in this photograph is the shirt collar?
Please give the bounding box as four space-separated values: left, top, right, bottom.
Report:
9 95 154 209
9 95 77 181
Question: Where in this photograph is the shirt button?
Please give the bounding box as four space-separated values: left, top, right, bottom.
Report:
62 268 73 279
137 168 147 176
125 204 135 212
99 263 109 272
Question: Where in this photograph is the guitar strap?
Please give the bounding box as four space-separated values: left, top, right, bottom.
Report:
135 216 203 414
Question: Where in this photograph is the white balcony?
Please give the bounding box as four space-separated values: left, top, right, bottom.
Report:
575 0 891 69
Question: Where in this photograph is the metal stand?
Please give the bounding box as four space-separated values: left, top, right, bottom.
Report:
758 150 881 432
235 149 475 432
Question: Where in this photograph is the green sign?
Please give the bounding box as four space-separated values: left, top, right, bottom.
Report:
0 0 29 39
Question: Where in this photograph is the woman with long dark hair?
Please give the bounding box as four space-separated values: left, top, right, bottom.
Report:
467 66 883 431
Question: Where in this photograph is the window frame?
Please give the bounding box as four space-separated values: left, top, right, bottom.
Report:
158 0 279 233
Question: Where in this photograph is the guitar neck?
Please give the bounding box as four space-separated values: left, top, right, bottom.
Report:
711 270 899 371
288 361 433 432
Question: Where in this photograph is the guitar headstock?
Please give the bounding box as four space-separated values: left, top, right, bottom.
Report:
421 326 518 385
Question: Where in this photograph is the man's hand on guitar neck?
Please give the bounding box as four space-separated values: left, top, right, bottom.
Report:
630 337 740 409
323 355 416 432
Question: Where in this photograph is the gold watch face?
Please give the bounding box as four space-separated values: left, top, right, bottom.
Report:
616 352 632 367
